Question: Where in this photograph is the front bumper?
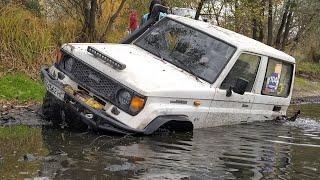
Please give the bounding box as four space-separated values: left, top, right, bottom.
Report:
41 68 144 135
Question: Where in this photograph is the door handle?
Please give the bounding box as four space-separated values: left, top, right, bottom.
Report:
242 104 249 108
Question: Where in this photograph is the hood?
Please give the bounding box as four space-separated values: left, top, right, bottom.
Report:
62 43 214 99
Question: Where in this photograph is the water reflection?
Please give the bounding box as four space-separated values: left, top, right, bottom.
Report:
1 104 320 179
39 119 320 179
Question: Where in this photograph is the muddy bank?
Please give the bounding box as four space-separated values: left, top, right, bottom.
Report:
0 105 48 126
291 96 320 104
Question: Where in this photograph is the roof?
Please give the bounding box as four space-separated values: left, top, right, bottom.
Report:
167 15 295 63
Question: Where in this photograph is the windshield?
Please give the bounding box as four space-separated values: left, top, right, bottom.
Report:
134 18 236 83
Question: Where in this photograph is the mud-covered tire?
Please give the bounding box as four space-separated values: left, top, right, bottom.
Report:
64 111 88 131
42 92 63 127
42 92 88 130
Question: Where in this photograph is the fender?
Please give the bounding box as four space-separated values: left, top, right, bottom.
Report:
143 115 194 135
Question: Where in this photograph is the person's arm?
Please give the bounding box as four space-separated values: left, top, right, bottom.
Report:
140 14 148 26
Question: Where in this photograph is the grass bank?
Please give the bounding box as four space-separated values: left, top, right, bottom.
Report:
0 74 45 103
293 61 320 98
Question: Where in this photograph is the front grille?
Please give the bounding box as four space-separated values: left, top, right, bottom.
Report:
69 59 121 102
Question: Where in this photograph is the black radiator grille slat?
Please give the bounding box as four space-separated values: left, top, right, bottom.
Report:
70 60 120 101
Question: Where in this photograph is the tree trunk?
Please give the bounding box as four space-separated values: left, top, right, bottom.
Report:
100 0 127 42
257 0 265 42
267 0 273 45
252 18 258 40
281 11 293 50
195 0 205 20
258 21 264 42
79 0 97 42
88 0 98 42
79 0 90 42
275 0 291 49
234 0 240 32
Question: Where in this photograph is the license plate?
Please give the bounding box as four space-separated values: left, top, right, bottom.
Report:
44 79 65 101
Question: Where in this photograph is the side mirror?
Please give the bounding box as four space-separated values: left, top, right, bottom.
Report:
226 78 249 97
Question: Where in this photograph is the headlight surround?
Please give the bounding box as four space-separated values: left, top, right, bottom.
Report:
117 89 146 115
64 57 75 72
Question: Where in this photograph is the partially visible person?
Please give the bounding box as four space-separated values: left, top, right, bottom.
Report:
140 0 166 26
129 9 138 34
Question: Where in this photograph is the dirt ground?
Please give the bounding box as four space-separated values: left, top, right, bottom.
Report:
0 104 48 126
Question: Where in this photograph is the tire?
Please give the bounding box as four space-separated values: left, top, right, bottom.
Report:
63 110 88 131
42 92 88 130
42 92 63 127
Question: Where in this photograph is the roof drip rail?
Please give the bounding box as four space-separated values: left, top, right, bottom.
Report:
87 46 126 70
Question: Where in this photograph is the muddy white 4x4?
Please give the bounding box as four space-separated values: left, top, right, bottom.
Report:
41 8 295 135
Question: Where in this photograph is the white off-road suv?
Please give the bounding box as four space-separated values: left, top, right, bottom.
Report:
41 6 295 135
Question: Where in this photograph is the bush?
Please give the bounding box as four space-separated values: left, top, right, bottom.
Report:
0 5 54 78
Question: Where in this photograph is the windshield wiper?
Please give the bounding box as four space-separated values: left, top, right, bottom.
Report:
154 48 166 63
175 59 201 82
152 48 201 82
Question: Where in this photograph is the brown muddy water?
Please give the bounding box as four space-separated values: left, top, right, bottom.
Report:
0 104 320 179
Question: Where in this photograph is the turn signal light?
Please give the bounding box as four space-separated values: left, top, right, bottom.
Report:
194 100 201 107
130 96 145 113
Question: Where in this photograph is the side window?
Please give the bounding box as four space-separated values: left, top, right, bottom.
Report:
262 58 293 97
221 53 261 92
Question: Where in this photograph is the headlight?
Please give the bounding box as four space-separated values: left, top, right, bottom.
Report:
117 90 132 107
64 57 75 72
117 89 146 115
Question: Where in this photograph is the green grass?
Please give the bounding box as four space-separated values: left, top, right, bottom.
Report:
296 61 320 75
0 125 39 139
293 60 320 97
0 73 45 102
293 77 320 97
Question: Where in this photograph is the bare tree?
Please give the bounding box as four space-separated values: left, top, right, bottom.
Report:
275 0 291 49
267 0 273 45
195 0 206 20
281 10 293 50
46 0 127 42
100 0 126 42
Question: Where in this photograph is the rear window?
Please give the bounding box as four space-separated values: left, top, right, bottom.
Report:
262 58 293 97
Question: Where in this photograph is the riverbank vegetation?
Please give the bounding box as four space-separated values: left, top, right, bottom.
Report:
0 74 44 102
0 0 319 103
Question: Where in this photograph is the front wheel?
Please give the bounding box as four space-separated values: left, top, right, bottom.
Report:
42 92 87 130
42 92 63 127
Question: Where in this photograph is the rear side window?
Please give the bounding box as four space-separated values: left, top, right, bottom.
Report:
262 58 293 97
220 53 261 92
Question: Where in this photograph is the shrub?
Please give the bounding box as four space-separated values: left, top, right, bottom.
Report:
0 5 54 78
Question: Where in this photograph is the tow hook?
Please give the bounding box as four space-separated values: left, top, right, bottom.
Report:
85 113 94 119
